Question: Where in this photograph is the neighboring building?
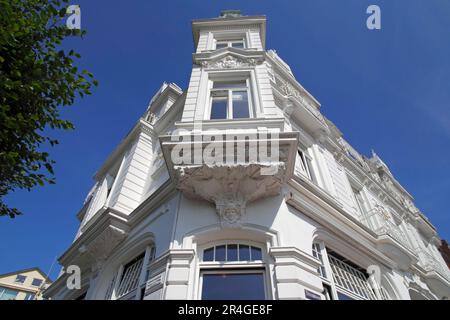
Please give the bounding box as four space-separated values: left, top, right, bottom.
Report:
45 11 450 300
0 267 52 300
439 240 450 269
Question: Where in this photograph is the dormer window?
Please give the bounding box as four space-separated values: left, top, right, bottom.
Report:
209 79 252 120
215 39 245 50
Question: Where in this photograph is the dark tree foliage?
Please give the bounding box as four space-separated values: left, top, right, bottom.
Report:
0 0 97 217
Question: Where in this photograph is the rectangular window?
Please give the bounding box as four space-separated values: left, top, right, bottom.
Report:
201 270 265 300
312 243 327 278
31 278 43 287
215 39 245 50
0 287 18 300
297 149 317 184
352 187 366 215
24 292 35 300
15 275 26 284
209 80 251 120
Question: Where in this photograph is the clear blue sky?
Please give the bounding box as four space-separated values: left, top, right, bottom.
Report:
1 0 449 279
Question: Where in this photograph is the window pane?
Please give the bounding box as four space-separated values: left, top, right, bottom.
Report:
231 41 244 49
32 278 43 287
239 245 250 261
202 272 265 300
25 293 35 300
297 150 307 172
337 291 355 300
232 91 249 118
216 42 227 49
15 275 26 283
0 287 18 300
215 245 226 261
251 246 262 260
213 81 246 89
203 247 215 261
210 97 227 119
227 244 238 261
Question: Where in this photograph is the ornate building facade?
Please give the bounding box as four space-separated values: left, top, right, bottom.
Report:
45 11 450 300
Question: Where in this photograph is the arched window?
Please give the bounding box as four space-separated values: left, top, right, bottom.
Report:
202 243 262 262
199 242 267 300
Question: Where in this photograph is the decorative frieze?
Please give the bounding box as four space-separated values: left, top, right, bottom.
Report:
200 55 263 69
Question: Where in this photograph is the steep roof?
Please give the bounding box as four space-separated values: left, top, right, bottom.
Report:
0 267 52 283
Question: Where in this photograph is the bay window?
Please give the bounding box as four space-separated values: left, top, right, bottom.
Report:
209 80 252 120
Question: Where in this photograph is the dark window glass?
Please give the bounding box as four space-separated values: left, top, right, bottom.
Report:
25 293 35 300
15 275 26 284
232 42 244 49
216 42 227 50
74 291 87 300
31 278 43 287
203 247 214 261
297 150 307 171
232 91 249 118
239 245 250 261
251 246 262 260
337 291 355 300
227 244 238 261
323 283 334 300
202 272 265 300
215 245 226 262
210 97 227 119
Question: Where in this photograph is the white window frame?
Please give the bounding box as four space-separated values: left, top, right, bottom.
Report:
313 242 385 300
108 245 155 300
209 30 250 51
214 38 246 50
206 77 254 120
197 241 269 300
312 243 327 279
351 186 368 216
296 148 317 184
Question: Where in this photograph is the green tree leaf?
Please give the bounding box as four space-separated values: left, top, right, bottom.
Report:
0 0 97 218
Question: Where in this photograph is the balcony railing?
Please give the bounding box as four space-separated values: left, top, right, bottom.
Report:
358 208 412 251
417 248 450 280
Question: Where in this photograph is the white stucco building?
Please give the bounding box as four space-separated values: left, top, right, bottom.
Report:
45 11 450 300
